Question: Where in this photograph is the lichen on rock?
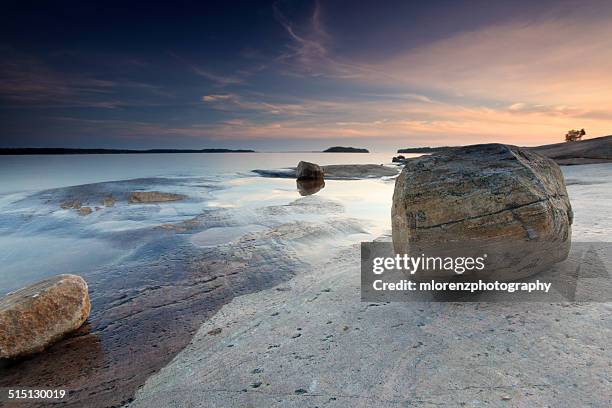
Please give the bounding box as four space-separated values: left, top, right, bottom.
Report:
0 274 90 359
392 144 573 280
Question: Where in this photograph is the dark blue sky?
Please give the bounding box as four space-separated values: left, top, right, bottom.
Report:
1 0 610 150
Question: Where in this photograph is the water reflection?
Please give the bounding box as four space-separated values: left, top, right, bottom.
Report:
296 178 325 196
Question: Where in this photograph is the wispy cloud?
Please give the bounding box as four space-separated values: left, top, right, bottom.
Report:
272 0 378 79
5 1 612 148
375 20 612 108
0 55 117 107
259 3 612 144
169 52 243 86
201 92 347 116
0 53 176 109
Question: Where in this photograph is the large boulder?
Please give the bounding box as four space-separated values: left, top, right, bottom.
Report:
296 161 324 180
392 144 573 280
0 274 90 359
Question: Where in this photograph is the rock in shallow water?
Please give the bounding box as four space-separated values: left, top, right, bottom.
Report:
77 206 93 216
129 191 186 203
0 274 90 359
296 161 324 180
392 144 573 280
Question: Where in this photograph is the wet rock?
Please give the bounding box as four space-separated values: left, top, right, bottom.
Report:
128 191 186 203
102 196 115 207
392 155 406 163
0 274 90 359
296 161 324 180
77 206 93 216
392 144 573 280
60 200 81 210
296 178 325 196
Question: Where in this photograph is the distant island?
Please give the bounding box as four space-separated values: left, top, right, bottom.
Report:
0 148 256 155
323 146 369 153
397 146 449 153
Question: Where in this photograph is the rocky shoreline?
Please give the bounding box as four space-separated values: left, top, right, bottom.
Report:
1 151 611 407
128 238 612 408
0 194 364 407
529 135 612 165
0 170 388 407
127 150 611 407
396 135 612 166
127 150 612 407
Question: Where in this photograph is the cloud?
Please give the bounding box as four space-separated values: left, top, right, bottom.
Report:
193 90 612 145
8 2 612 148
373 15 612 110
272 0 377 79
0 55 116 107
0 53 175 109
202 94 238 103
169 52 243 86
508 102 527 111
201 92 347 116
261 3 612 144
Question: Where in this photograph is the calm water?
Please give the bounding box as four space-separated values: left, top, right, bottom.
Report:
0 152 401 194
1 154 609 295
0 152 412 406
0 152 408 294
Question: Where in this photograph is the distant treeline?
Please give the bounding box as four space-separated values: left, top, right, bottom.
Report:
0 148 256 155
397 146 449 153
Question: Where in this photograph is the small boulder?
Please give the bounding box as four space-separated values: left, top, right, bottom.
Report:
60 200 81 210
296 161 324 180
392 144 573 280
77 206 93 216
0 274 90 359
102 196 115 207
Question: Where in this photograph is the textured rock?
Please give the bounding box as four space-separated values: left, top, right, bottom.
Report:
296 161 324 180
129 191 186 203
77 206 93 216
102 196 115 207
127 240 612 408
60 200 81 209
392 144 573 280
529 134 612 165
0 274 90 359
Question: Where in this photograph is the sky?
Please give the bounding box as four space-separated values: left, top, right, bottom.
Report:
1 0 611 151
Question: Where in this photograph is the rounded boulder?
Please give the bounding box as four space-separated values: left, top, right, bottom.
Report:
391 144 573 280
0 274 90 359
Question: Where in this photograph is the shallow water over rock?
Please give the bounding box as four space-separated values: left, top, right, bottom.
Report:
0 169 394 407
